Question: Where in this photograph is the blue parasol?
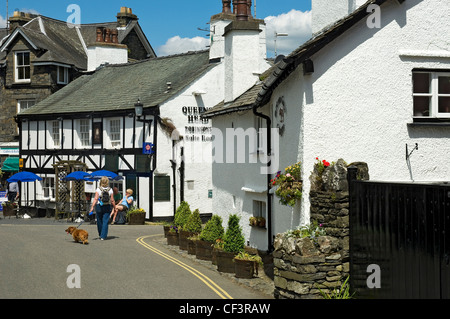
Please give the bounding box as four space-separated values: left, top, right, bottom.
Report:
63 171 94 182
7 171 43 183
90 170 123 181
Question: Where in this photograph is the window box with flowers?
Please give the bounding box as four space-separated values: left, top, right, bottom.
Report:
270 162 303 207
126 206 146 225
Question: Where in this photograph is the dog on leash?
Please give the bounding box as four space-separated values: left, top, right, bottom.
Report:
66 226 89 245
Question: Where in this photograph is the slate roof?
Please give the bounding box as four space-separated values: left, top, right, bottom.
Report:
0 15 155 70
18 50 215 117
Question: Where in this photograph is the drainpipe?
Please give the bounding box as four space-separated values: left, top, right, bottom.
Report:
253 104 273 252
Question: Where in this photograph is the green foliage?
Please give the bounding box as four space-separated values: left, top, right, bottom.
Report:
271 162 303 207
317 276 355 299
199 215 224 243
223 214 245 253
173 201 191 228
184 209 202 234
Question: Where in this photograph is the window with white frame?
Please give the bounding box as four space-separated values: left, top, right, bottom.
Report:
42 177 55 199
15 51 31 83
78 119 91 147
413 71 450 118
57 66 69 85
109 119 121 148
51 120 61 148
17 99 36 113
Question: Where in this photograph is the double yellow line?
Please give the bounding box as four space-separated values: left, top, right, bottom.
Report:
136 235 233 300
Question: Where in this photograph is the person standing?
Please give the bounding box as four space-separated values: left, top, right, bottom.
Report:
5 181 19 202
90 177 115 240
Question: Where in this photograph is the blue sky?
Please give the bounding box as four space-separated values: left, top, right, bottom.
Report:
1 0 312 57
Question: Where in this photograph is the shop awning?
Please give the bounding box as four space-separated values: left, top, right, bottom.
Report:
1 157 19 172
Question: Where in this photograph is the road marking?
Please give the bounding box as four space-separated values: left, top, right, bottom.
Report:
136 235 233 300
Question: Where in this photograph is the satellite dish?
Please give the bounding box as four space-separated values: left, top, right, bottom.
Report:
274 55 286 64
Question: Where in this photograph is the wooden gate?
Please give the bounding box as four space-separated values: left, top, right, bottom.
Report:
348 167 450 299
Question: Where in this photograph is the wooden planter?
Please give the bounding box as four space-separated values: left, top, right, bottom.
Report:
215 250 236 273
166 232 179 246
163 225 171 238
187 239 197 255
2 205 16 218
212 247 218 265
179 230 193 251
234 258 258 279
128 213 145 225
195 240 213 261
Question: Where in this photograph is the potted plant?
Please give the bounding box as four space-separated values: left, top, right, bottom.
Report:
234 251 263 279
126 206 146 225
249 216 266 228
197 215 224 261
271 161 303 207
166 225 179 246
216 214 245 273
184 209 203 255
2 201 18 218
174 201 192 250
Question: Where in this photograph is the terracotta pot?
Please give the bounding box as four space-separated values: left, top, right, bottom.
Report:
195 240 213 261
216 249 236 273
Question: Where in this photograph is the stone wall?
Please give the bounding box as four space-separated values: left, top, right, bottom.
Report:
273 190 350 299
272 161 368 299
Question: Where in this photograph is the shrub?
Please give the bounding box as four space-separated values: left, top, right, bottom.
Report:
200 215 224 243
223 214 245 253
173 201 191 228
184 209 202 234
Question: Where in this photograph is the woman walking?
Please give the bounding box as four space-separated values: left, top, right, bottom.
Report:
90 177 115 240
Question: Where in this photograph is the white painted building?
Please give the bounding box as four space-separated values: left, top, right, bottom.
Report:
204 0 450 251
16 0 271 221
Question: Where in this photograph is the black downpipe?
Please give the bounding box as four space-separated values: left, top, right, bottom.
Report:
179 147 185 203
253 105 273 252
171 140 177 219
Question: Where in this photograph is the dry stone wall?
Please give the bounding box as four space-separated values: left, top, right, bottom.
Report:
273 161 368 299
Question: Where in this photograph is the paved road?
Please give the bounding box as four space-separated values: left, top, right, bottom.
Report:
0 218 272 300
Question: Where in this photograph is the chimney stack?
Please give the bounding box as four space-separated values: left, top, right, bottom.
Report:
117 7 138 27
9 11 33 31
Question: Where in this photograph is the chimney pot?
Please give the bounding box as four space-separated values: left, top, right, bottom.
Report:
104 28 111 43
247 0 253 18
111 29 119 44
236 0 249 21
96 27 104 42
222 0 232 14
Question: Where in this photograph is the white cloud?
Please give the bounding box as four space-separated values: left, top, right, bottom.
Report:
265 9 312 57
157 35 210 57
0 15 6 28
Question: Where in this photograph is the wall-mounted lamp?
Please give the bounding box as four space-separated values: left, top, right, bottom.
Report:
135 98 144 118
134 98 153 136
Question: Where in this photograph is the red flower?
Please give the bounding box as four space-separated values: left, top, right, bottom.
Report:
322 160 330 167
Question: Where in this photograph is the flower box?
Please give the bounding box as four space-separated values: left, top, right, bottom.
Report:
166 231 179 246
128 213 145 225
195 240 213 261
234 259 257 279
179 230 193 251
215 249 236 274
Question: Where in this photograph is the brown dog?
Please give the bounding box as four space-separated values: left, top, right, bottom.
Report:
66 227 89 245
